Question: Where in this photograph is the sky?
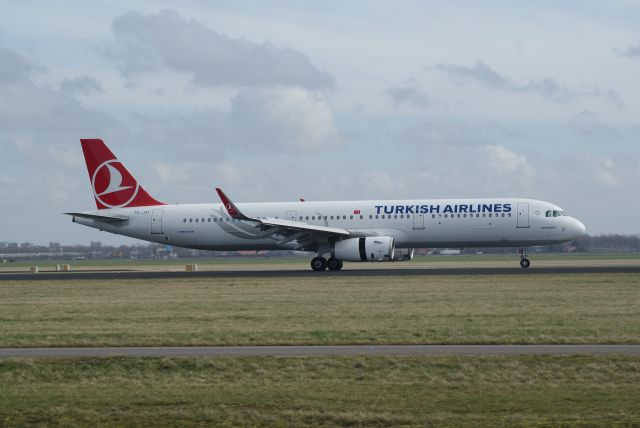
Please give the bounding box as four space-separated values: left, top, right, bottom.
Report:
0 0 639 245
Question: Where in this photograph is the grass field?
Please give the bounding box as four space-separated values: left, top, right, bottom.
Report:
2 252 639 272
2 258 639 426
1 355 639 426
1 273 638 347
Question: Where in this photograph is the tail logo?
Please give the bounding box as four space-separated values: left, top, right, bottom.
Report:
91 160 140 208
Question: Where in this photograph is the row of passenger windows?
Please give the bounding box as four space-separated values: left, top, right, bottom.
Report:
182 212 512 223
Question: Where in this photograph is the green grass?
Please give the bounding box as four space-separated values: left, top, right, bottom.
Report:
1 274 639 347
1 355 639 426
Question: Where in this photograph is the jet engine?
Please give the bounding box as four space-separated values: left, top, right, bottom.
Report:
333 236 395 262
392 248 415 261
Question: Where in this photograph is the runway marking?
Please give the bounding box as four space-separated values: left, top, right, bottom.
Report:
1 345 640 358
1 266 640 281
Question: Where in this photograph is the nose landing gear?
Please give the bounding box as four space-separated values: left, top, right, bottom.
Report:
519 247 531 268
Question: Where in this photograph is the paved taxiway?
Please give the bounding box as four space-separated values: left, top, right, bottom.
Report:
1 345 639 358
1 265 639 281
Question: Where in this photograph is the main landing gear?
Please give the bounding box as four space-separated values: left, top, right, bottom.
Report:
519 247 531 268
310 256 343 271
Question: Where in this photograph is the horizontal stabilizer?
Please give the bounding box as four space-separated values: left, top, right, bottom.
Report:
65 212 128 223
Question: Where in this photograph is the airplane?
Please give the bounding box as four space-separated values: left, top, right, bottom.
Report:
67 139 586 271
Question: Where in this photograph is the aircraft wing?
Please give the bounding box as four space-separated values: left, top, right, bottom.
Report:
257 217 350 236
215 188 353 250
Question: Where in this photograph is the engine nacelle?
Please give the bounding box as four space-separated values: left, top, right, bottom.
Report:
333 236 395 262
392 248 415 261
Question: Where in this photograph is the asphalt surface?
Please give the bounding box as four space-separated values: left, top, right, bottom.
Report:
1 345 639 358
1 265 639 281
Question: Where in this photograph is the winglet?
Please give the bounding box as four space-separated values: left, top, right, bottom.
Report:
216 188 248 220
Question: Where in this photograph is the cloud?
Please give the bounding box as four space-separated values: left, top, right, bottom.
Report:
614 43 640 58
153 161 191 183
0 48 113 134
0 47 32 83
478 144 536 178
230 87 340 151
436 60 624 106
60 75 103 94
588 155 621 187
107 10 334 89
386 80 431 108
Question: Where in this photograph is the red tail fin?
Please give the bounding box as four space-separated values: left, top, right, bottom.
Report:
80 139 165 210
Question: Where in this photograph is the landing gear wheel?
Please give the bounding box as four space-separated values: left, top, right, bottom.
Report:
311 256 328 271
327 258 343 271
518 247 530 269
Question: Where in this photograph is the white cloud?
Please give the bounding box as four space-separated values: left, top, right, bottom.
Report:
479 144 536 178
153 161 191 183
588 155 621 187
230 87 340 151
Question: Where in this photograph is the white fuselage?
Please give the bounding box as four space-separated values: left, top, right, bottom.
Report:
72 198 586 251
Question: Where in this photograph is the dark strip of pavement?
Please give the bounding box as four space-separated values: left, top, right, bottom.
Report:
1 265 640 281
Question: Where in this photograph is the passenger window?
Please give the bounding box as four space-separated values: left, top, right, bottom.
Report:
375 215 379 219
195 218 199 223
183 219 186 223
350 215 353 219
306 216 309 220
330 216 334 220
369 215 372 219
407 214 411 219
359 215 363 220
202 218 205 222
343 215 347 220
312 216 315 220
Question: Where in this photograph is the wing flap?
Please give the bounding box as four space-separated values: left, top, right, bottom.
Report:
260 217 350 236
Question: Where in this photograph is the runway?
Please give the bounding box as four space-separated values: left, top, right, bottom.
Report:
1 265 639 281
1 345 639 358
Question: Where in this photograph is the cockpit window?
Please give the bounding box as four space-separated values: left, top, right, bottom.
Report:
545 210 552 217
547 209 568 217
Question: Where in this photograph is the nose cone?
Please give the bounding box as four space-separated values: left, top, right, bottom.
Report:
570 218 586 238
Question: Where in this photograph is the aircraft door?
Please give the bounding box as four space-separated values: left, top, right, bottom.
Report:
286 211 297 221
516 203 530 228
151 209 164 234
412 213 425 230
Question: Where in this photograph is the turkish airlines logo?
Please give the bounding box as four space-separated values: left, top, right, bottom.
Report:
91 160 139 208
